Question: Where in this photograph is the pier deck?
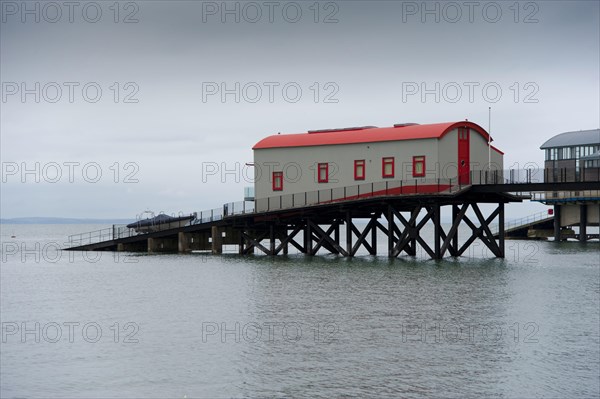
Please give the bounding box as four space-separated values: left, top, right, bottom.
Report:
65 171 600 259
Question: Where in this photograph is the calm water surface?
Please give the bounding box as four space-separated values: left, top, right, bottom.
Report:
1 224 599 398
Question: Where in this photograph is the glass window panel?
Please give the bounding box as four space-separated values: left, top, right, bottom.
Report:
382 158 394 177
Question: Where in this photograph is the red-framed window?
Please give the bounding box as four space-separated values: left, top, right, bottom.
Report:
354 160 366 180
412 156 426 177
382 157 394 178
272 171 283 191
318 163 329 183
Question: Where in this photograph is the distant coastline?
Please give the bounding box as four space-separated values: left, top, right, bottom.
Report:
0 217 133 224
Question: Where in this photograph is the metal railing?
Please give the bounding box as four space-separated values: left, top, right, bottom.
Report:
69 227 115 247
67 167 600 248
69 213 198 247
489 210 554 235
67 202 258 247
543 166 600 183
530 191 600 202
471 167 600 185
255 176 463 212
507 210 553 231
222 201 255 217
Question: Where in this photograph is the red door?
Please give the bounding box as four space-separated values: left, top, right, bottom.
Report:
458 128 470 184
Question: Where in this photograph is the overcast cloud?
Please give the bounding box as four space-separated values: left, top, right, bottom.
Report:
1 0 599 219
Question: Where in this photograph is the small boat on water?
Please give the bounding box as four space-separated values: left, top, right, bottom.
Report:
127 211 196 233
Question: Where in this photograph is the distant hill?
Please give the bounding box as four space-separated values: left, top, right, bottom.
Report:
0 217 133 224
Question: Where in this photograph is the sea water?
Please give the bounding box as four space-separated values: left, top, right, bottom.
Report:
1 224 599 398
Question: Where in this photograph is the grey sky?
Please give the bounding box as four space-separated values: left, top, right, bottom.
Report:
1 0 599 219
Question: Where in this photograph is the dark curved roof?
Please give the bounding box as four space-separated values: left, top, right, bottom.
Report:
540 129 600 149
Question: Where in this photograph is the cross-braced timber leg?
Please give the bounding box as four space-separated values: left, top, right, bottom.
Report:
390 206 436 258
433 204 441 259
345 212 353 256
457 203 504 258
241 231 271 255
305 220 312 255
274 224 305 255
393 208 420 257
307 219 348 256
269 224 275 255
440 203 469 257
349 214 379 256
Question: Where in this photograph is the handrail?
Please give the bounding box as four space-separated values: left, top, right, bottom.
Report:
491 210 554 235
505 211 553 230
68 214 199 247
67 167 599 248
255 176 462 213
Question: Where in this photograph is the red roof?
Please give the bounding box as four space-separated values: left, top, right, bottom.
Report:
253 121 503 154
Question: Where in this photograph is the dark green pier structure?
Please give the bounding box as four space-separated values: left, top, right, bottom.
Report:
66 171 600 259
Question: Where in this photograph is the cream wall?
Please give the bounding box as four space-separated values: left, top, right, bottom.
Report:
254 138 439 200
437 128 503 176
253 128 504 201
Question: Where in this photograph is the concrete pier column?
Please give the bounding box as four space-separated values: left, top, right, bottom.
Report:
238 231 244 255
178 232 189 253
117 243 124 252
211 226 222 254
553 204 562 242
579 204 588 242
148 237 156 253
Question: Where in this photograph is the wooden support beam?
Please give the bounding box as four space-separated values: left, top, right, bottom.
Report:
457 220 481 257
308 220 347 256
242 231 271 255
413 207 436 257
237 202 508 260
498 202 505 257
350 216 377 256
390 207 421 257
269 224 275 255
282 231 289 255
310 222 336 254
288 235 306 253
433 204 441 259
274 224 303 255
346 212 353 257
438 224 457 257
452 204 459 253
305 220 313 256
455 203 503 257
371 218 377 255
392 206 433 257
441 204 468 257
471 203 502 257
387 206 395 258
